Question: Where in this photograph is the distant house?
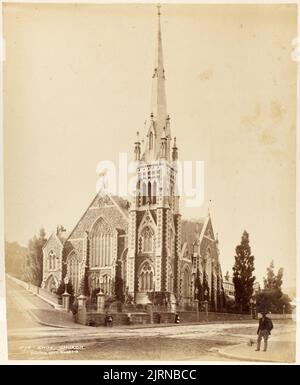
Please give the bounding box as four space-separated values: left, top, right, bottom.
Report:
223 273 235 299
223 271 261 300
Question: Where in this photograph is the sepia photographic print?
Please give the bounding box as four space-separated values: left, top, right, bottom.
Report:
0 0 299 366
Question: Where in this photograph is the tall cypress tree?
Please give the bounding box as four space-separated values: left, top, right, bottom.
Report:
232 230 255 313
211 272 216 311
202 270 210 301
194 268 203 302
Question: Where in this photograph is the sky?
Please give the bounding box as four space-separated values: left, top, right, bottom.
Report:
3 3 297 290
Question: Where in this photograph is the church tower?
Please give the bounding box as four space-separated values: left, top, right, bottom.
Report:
127 6 181 305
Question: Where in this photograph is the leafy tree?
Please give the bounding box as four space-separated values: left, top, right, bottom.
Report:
115 275 125 303
78 233 90 297
56 280 75 308
5 241 27 279
257 261 292 313
264 260 283 291
232 230 255 313
24 228 47 286
79 269 90 297
216 274 226 311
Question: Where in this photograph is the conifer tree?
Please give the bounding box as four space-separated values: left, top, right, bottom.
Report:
202 270 210 301
232 230 255 312
194 268 203 302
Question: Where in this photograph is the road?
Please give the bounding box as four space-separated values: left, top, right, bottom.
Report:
5 278 296 362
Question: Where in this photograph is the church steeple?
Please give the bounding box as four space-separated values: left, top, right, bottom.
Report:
142 5 171 162
128 6 181 304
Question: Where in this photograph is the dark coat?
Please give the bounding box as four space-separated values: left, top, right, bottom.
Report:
257 316 273 335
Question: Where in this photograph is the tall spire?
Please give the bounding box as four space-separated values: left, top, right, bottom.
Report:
142 5 170 162
151 4 167 125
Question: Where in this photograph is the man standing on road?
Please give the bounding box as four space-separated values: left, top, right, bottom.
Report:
256 312 273 352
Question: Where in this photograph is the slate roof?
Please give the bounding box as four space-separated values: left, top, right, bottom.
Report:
181 218 206 248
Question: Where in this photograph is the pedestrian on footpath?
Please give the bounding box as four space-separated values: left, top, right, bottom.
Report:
256 311 273 352
105 313 113 327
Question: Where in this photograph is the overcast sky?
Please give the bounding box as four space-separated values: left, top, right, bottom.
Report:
3 3 297 289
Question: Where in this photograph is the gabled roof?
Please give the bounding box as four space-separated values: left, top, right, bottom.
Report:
109 195 130 220
42 232 64 250
67 193 129 240
180 215 217 258
181 218 206 248
138 209 157 233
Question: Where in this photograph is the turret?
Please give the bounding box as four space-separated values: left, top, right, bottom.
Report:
160 127 167 159
134 131 141 161
172 136 178 161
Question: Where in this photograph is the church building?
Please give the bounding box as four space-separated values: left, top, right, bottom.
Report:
42 8 225 311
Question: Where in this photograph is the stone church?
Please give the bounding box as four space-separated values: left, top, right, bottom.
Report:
42 8 224 310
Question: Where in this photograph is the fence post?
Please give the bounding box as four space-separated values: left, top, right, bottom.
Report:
77 294 87 311
62 292 71 312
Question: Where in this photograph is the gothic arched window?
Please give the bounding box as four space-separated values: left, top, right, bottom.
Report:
140 226 155 253
152 180 157 204
90 218 114 268
48 250 56 270
67 252 79 294
90 275 99 292
139 262 154 292
142 182 147 206
148 181 152 203
101 274 112 296
183 268 191 297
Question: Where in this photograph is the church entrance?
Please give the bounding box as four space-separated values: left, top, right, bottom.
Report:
45 274 58 293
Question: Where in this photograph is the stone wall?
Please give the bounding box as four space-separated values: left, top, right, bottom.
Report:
153 312 176 323
76 308 253 327
77 310 130 326
7 274 61 308
178 311 252 323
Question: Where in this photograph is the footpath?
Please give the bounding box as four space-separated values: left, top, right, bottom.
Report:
218 330 296 363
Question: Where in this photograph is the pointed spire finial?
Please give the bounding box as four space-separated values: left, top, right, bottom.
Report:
208 200 212 217
142 4 170 161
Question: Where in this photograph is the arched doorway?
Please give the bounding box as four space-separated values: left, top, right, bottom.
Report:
45 274 58 293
